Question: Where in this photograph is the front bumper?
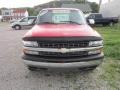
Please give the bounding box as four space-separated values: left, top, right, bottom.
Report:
22 53 104 69
23 59 102 69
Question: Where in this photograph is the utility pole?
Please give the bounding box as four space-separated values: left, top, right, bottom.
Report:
99 0 102 11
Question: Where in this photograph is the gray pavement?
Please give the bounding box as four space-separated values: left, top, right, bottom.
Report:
0 22 108 90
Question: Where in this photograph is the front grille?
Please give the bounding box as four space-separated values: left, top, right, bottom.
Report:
38 51 88 58
36 41 89 58
24 37 102 60
38 41 89 48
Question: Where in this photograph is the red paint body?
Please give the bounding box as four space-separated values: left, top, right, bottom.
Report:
24 24 101 38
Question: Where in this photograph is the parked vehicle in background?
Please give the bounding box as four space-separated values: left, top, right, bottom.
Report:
86 13 119 26
0 16 3 22
10 19 17 23
22 8 104 71
11 16 37 30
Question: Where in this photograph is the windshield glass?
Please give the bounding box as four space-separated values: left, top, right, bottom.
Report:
36 9 86 25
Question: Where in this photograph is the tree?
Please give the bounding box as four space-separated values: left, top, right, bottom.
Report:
0 9 1 15
75 0 86 3
75 0 99 13
90 2 99 13
26 8 38 16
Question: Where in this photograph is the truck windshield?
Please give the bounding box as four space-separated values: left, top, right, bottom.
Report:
37 9 86 25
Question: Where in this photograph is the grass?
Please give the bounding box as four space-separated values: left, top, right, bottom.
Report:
100 59 120 90
94 23 120 90
95 24 120 60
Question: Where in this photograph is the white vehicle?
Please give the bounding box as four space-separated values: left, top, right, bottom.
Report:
11 16 37 30
0 16 3 22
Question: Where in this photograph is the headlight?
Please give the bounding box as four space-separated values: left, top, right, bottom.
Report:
23 41 38 47
89 40 103 46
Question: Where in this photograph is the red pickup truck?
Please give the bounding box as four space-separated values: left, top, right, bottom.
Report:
22 8 104 71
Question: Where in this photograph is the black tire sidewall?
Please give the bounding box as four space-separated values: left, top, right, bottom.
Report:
27 66 37 71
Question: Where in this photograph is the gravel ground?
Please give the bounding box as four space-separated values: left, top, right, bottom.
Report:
0 22 109 90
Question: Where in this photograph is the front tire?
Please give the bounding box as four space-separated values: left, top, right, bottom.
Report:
27 66 38 71
79 65 98 71
14 25 21 30
102 24 108 26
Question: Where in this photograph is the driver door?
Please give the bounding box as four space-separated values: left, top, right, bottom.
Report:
19 17 29 29
27 17 37 29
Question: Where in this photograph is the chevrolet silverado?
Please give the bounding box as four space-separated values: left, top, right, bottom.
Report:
22 8 104 71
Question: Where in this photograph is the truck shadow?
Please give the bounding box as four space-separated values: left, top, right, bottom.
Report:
24 68 101 89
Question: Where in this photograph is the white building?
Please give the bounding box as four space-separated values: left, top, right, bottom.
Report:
12 9 29 20
1 8 29 21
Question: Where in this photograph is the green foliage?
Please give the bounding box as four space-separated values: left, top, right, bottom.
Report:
95 24 120 60
75 0 99 13
100 59 120 90
0 10 1 15
95 24 120 89
26 8 38 16
75 0 86 3
90 2 99 13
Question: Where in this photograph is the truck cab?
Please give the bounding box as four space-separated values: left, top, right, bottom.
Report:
86 13 118 26
22 8 104 71
11 16 37 30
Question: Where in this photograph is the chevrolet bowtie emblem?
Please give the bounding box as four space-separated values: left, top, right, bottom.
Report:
59 48 69 53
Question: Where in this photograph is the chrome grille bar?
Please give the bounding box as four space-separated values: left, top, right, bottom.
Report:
23 46 103 53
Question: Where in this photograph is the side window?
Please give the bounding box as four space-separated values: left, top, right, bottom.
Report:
89 14 95 19
28 18 35 24
39 11 52 23
20 18 28 22
95 14 102 18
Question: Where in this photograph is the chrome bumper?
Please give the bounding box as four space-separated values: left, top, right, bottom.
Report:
23 59 102 69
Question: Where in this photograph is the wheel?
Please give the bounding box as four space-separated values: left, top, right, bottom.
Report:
14 25 21 30
87 66 98 70
27 66 38 71
102 24 108 27
27 66 47 71
79 66 98 71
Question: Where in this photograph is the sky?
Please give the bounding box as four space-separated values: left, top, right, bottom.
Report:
0 0 109 8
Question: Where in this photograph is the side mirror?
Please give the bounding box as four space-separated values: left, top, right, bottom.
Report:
88 19 95 25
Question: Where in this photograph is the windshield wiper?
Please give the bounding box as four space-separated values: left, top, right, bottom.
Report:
38 22 56 24
38 21 82 25
60 21 82 25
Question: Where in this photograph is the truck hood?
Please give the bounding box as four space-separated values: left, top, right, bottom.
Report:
25 24 101 37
